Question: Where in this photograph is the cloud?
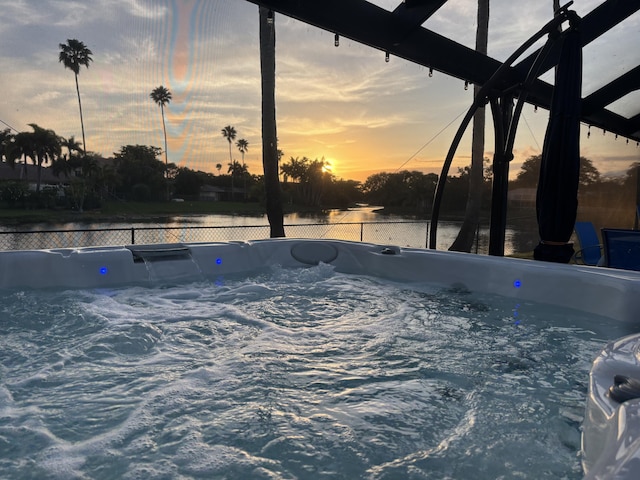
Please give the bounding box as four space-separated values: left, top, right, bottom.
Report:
0 0 638 183
0 1 52 29
125 0 168 19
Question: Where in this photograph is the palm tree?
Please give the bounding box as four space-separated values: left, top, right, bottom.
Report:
27 124 61 193
227 160 241 201
236 138 248 164
0 129 16 166
228 160 247 177
53 135 84 179
59 39 93 154
216 163 222 175
13 131 33 180
236 138 249 200
280 156 307 184
61 135 82 160
150 85 172 171
450 0 489 252
221 125 236 200
221 125 237 164
259 6 285 237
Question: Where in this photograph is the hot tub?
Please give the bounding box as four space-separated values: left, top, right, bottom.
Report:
1 238 639 478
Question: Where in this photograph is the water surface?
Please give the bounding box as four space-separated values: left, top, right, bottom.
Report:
0 207 534 254
0 265 619 479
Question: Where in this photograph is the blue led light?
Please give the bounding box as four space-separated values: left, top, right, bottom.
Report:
513 279 521 288
216 258 222 265
99 267 108 275
513 303 521 326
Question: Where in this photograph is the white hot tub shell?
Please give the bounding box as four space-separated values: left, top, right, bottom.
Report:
1 238 639 479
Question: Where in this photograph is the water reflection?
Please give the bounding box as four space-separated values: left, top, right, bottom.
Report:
0 206 537 255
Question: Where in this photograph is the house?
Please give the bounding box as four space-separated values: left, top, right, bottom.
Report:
508 187 536 207
199 185 226 201
0 162 71 191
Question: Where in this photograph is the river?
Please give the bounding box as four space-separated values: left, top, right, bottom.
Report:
0 206 540 255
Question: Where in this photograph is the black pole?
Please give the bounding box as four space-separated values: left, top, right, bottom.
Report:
429 7 574 250
488 95 513 256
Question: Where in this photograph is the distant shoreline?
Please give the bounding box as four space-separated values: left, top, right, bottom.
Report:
0 201 375 227
0 201 506 227
0 201 264 226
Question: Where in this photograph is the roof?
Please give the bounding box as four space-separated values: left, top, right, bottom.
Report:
247 0 640 143
0 162 70 185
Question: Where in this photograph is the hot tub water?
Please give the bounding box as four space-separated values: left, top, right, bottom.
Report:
0 264 625 479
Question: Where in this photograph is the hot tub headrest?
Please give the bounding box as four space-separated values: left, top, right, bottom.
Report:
290 242 339 265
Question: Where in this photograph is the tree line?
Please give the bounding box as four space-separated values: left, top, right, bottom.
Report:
2 120 636 220
0 123 361 211
0 34 635 219
362 155 639 219
0 127 259 210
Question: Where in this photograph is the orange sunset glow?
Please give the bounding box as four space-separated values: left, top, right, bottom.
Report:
1 0 638 184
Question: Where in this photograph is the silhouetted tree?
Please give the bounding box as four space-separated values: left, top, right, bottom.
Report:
259 6 285 237
150 86 172 169
221 125 237 164
114 145 167 201
174 167 204 198
26 124 61 193
363 171 437 211
515 154 600 189
59 39 93 153
0 129 13 164
236 138 249 200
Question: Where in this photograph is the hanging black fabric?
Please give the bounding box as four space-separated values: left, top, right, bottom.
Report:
534 21 582 263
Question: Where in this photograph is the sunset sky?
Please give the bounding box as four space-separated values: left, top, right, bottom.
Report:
1 0 639 182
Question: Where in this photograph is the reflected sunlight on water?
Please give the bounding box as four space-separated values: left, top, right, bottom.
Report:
0 207 536 254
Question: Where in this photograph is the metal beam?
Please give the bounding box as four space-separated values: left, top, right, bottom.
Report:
402 0 440 8
583 109 638 138
627 113 640 137
245 0 500 85
245 0 640 143
514 0 640 78
582 65 640 115
392 0 447 27
391 0 448 45
244 0 555 113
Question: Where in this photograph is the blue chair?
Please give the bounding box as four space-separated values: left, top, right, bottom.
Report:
573 221 602 266
602 228 640 272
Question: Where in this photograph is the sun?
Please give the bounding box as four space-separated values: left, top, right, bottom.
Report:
322 158 335 174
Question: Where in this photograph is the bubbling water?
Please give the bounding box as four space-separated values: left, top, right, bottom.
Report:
0 264 621 479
